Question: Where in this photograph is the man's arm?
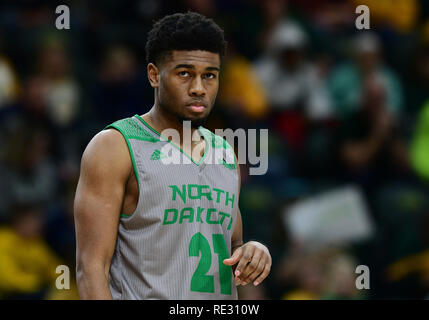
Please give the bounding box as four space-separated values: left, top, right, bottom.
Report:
223 153 271 287
74 129 132 299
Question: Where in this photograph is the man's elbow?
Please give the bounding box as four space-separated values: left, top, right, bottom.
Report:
76 254 110 284
75 255 113 299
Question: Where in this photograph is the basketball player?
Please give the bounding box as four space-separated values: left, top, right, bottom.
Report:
74 12 271 299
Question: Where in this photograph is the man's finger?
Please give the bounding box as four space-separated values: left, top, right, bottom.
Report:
223 247 243 266
253 263 271 286
240 256 265 285
238 248 263 281
234 245 255 277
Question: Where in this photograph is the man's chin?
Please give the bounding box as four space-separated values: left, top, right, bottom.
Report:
180 115 208 128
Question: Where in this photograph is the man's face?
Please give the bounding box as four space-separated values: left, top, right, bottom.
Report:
149 50 220 127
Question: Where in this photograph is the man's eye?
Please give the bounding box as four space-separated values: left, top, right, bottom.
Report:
204 73 216 79
179 71 189 77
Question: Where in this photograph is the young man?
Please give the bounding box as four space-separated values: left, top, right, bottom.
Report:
74 12 271 300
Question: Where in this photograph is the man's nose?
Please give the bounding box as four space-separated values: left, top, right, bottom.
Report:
189 76 206 97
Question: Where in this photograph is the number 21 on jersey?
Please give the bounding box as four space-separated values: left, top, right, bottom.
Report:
189 232 232 295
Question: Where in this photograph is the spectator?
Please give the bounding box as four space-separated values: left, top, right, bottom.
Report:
257 0 290 54
216 44 269 126
322 252 365 299
254 20 332 120
0 203 61 299
328 32 403 119
37 39 80 129
0 75 54 138
277 249 326 300
0 121 57 222
253 20 334 176
335 73 409 189
93 44 152 125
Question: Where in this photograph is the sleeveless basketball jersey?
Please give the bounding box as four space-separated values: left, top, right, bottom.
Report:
104 114 239 300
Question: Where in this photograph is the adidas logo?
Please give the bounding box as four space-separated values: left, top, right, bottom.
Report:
150 149 167 160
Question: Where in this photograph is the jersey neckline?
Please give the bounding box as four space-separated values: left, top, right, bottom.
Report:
134 114 210 166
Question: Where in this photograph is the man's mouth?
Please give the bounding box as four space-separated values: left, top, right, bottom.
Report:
186 102 207 113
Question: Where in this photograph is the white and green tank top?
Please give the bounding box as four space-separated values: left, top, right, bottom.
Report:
104 114 239 300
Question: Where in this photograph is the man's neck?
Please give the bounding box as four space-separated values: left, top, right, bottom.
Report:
140 104 202 146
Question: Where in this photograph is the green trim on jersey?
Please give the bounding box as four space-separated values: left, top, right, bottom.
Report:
104 117 157 217
107 117 160 142
135 114 210 166
199 127 238 169
199 128 229 150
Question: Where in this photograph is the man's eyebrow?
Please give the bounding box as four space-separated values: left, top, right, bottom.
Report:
174 64 195 69
174 64 220 72
206 66 220 72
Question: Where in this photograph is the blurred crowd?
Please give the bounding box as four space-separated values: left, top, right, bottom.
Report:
1 0 429 299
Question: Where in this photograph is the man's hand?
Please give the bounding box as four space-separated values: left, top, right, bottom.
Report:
223 241 271 287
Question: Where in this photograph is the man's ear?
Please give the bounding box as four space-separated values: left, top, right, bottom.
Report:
147 63 160 88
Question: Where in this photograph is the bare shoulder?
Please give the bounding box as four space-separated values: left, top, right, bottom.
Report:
80 128 132 181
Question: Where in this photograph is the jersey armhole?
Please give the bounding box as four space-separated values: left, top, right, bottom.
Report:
104 124 140 219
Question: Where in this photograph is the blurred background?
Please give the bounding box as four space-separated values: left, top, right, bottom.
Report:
1 0 429 300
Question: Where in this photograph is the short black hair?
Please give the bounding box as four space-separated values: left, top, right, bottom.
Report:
145 12 227 65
